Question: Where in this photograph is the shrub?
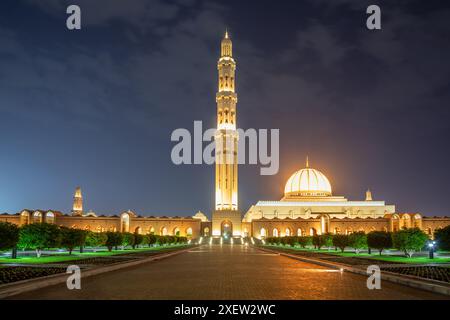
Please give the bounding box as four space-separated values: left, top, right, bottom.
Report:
367 231 393 255
332 234 349 252
105 232 123 251
0 222 20 254
60 227 87 255
18 223 61 258
122 232 134 248
392 228 428 258
434 226 450 251
348 232 367 254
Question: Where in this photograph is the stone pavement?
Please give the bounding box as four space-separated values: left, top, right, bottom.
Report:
9 245 449 300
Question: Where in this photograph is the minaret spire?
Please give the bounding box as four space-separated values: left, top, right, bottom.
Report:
221 29 233 57
72 186 83 216
366 189 373 201
306 156 309 168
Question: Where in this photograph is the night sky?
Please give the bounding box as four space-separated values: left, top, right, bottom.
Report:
1 0 449 218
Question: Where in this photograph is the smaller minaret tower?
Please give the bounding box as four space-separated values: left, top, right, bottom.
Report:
72 187 83 216
366 189 373 201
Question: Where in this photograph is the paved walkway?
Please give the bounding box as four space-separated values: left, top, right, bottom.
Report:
9 245 449 300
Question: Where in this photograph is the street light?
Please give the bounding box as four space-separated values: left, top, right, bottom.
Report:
428 241 436 259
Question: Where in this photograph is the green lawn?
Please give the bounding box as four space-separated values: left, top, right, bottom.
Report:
264 245 450 264
0 245 189 265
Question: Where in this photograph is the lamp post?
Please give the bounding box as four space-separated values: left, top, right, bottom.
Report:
428 241 436 259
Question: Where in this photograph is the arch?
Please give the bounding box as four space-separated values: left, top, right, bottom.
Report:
297 228 302 236
413 214 422 228
401 214 411 229
186 227 193 237
20 211 30 225
84 225 91 231
309 228 317 236
345 227 353 235
161 226 168 236
392 214 400 232
272 228 279 237
148 226 155 234
173 227 180 236
135 227 142 234
121 213 130 233
334 227 341 235
33 211 42 223
46 212 55 224
243 227 249 237
260 227 267 238
221 220 233 237
203 227 210 236
427 227 433 236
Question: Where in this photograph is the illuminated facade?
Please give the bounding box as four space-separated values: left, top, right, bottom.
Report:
243 159 450 239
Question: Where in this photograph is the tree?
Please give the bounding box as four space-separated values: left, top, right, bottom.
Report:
287 236 298 247
322 233 334 250
18 223 61 258
392 228 428 258
348 232 367 254
178 236 188 244
166 236 175 245
434 226 450 251
332 234 349 252
157 235 167 246
147 234 157 247
367 231 393 255
122 232 134 249
133 234 144 249
85 232 107 251
312 234 325 250
60 227 86 255
0 222 20 259
297 236 312 248
105 232 123 252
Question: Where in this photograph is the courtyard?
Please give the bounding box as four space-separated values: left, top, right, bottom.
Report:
8 244 449 300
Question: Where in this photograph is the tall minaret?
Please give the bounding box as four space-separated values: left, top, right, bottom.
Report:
215 30 238 211
72 187 83 216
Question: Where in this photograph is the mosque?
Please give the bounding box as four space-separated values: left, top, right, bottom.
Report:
1 32 449 239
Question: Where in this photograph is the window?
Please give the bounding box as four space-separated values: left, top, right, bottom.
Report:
273 228 279 237
260 228 266 238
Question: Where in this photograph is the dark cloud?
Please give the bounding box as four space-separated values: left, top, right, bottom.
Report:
0 0 449 217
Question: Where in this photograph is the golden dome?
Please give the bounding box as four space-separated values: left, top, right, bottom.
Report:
284 158 332 197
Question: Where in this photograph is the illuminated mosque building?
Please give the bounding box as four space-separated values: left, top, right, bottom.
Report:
1 32 450 239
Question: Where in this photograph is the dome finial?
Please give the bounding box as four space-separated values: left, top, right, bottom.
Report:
224 28 229 39
306 156 309 168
